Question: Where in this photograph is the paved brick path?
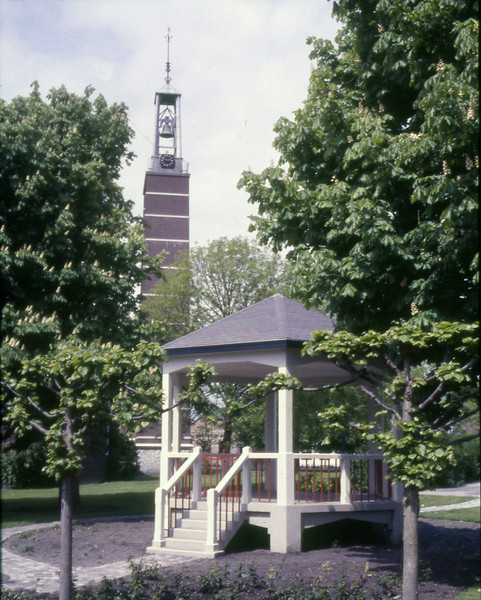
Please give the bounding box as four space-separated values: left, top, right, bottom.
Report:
1 521 196 594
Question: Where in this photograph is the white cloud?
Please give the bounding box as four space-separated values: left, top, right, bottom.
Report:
0 0 338 244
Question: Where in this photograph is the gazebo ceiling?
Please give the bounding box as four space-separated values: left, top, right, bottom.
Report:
162 295 351 385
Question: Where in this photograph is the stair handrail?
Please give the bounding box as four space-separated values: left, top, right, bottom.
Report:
164 446 202 492
156 446 202 543
206 446 251 550
213 446 251 496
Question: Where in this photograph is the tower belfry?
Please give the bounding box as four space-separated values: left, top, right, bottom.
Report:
142 29 190 295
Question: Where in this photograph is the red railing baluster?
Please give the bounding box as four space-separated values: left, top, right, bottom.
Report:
313 459 317 503
257 459 262 502
321 459 324 501
328 460 331 502
268 459 271 503
305 458 308 502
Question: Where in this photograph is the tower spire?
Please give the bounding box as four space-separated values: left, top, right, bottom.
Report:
165 27 172 85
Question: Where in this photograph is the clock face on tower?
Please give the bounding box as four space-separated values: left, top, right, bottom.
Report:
161 153 175 169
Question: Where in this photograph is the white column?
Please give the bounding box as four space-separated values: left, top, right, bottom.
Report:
340 457 352 504
265 392 277 495
277 367 294 506
160 372 173 488
171 376 181 453
265 393 277 452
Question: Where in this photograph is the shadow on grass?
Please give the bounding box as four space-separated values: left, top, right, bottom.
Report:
2 488 156 528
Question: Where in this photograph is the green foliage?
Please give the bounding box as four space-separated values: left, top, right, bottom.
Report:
2 338 164 481
303 320 478 490
0 83 155 365
239 2 478 333
105 426 139 482
431 436 480 488
369 421 454 488
144 236 290 342
0 441 55 488
295 387 367 453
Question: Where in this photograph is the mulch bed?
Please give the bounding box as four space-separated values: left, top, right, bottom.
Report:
4 517 480 599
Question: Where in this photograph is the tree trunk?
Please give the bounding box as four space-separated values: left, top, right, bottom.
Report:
59 474 74 600
220 421 233 453
403 484 420 600
58 476 80 510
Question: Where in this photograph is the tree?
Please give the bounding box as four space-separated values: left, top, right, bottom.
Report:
0 81 164 479
2 338 165 600
0 83 163 600
239 2 478 599
304 321 478 600
144 236 289 341
0 83 159 366
240 1 478 334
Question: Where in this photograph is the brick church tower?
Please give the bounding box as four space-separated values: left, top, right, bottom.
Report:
142 31 189 295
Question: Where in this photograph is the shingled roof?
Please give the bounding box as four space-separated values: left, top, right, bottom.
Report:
162 294 334 355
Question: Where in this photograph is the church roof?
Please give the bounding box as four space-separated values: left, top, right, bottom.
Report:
162 294 334 355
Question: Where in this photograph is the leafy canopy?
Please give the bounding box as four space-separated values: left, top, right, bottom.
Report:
304 320 478 488
239 0 478 333
3 338 165 480
144 236 289 342
0 83 154 366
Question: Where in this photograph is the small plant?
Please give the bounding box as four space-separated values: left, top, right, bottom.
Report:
19 531 37 541
20 545 35 554
376 573 401 598
196 564 227 594
420 566 433 583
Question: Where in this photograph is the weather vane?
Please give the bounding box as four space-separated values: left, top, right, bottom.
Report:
165 27 172 85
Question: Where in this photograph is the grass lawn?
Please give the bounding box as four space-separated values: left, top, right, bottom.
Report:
3 483 479 528
419 495 477 508
1 476 158 528
453 584 481 600
421 506 480 523
419 494 480 523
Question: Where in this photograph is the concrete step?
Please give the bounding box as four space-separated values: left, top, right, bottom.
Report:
171 527 206 541
162 537 207 552
179 518 208 531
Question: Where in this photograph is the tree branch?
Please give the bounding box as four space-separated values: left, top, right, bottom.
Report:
416 381 445 412
449 433 479 445
335 360 400 419
303 378 356 392
433 406 479 431
383 353 402 377
3 382 64 419
29 419 49 436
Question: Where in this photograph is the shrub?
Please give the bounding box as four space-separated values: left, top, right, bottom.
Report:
430 437 480 489
105 425 139 481
1 441 55 488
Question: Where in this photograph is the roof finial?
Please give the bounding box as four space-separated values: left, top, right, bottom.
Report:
165 27 172 85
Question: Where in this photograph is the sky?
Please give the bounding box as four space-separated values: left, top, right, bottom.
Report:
1 0 339 246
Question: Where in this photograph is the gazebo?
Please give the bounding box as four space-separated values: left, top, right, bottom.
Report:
148 294 402 557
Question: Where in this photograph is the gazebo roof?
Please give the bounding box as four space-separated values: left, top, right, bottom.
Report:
162 294 334 356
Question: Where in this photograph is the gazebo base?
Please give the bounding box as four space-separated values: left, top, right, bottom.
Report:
150 497 402 557
248 500 402 553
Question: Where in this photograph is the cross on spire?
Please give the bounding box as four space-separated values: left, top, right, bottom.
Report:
165 28 172 84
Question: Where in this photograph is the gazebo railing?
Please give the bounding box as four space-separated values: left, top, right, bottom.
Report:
293 453 391 503
158 449 393 544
